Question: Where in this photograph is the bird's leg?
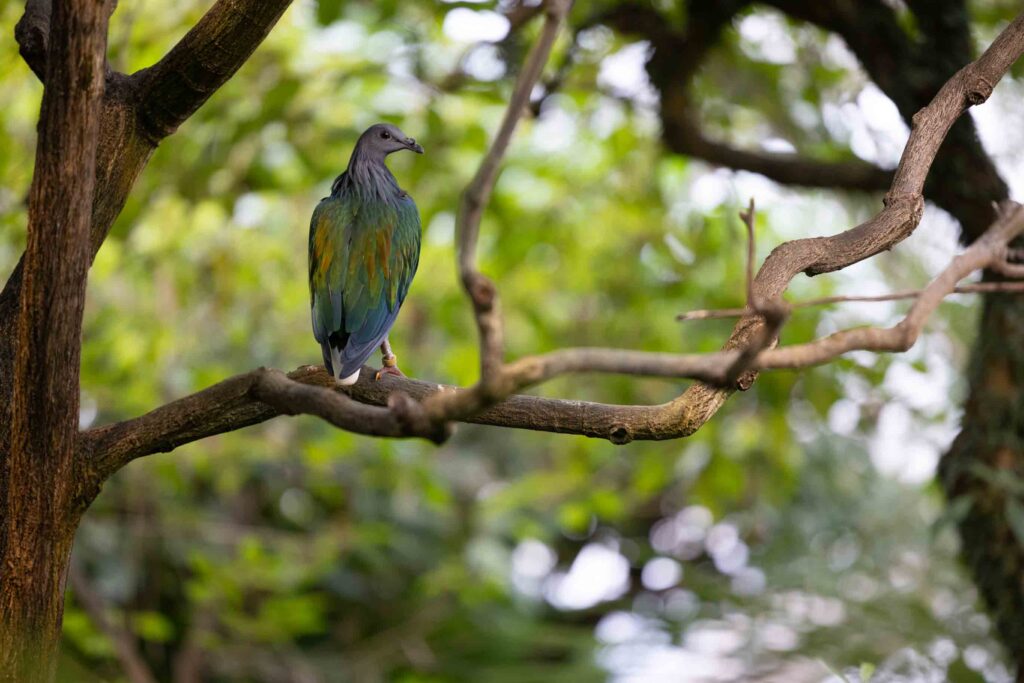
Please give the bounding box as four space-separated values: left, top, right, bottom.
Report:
375 337 405 380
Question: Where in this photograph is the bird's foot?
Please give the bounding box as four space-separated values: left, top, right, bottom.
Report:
375 354 405 381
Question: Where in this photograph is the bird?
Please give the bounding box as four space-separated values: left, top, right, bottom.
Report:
308 122 424 386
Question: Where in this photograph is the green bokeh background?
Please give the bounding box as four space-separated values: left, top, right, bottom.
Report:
2 1 1022 681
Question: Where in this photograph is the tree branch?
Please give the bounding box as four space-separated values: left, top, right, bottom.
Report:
131 0 292 143
673 9 1024 432
82 367 447 481
599 1 891 193
68 564 158 683
678 281 1024 321
77 11 1024 464
430 0 571 418
663 114 894 192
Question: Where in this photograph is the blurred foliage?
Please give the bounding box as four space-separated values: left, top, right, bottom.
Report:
1 0 1023 681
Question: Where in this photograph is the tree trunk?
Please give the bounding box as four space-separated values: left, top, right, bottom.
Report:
941 290 1024 673
0 1 290 678
0 0 108 678
0 518 80 681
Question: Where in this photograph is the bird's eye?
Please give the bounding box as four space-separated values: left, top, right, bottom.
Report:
381 131 391 140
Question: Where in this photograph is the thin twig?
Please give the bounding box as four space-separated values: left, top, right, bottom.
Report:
740 198 757 308
678 281 1024 321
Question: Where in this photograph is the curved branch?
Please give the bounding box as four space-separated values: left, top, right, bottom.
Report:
131 0 292 143
599 2 889 192
81 367 447 481
439 0 571 416
675 10 1024 421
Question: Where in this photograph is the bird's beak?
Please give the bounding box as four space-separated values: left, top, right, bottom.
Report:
405 138 424 154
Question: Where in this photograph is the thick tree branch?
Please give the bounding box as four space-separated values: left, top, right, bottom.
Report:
82 367 447 481
3 0 296 461
131 0 292 143
602 1 892 193
664 114 894 192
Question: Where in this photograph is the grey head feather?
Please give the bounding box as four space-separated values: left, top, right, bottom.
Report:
334 123 423 202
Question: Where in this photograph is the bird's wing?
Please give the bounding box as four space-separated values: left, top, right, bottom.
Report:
388 193 422 309
308 191 420 377
308 195 352 349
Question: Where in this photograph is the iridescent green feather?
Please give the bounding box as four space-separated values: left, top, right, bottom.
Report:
308 186 420 377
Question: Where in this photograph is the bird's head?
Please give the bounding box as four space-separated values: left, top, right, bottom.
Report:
355 123 424 161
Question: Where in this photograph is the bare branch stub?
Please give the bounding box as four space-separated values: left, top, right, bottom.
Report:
667 111 894 192
13 0 52 80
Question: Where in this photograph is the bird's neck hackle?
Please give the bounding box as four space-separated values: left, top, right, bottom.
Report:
338 143 401 203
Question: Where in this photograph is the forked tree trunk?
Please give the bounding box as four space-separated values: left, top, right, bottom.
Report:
0 1 290 679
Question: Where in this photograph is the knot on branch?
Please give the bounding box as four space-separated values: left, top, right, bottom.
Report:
608 424 633 445
387 391 451 444
467 273 498 312
736 370 758 391
882 192 925 227
966 76 995 106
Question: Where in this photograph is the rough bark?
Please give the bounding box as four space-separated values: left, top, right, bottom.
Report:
0 1 294 680
942 289 1024 669
0 0 108 678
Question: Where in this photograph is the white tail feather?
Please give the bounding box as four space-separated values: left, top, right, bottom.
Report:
337 370 360 385
330 345 360 385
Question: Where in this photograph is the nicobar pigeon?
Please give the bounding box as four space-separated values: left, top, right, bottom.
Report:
308 123 423 385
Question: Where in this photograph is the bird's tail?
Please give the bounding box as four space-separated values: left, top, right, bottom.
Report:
324 343 360 385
